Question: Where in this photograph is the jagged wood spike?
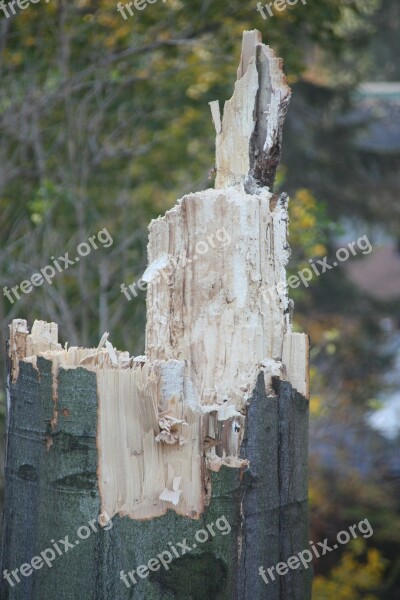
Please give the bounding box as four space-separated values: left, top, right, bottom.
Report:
211 29 291 190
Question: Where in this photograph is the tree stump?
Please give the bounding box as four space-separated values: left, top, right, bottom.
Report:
1 30 311 600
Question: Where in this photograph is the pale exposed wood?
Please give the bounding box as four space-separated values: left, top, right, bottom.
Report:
213 57 259 188
209 100 222 135
97 359 204 519
9 319 61 382
236 29 262 80
211 29 291 190
145 187 291 408
8 319 29 383
282 332 310 398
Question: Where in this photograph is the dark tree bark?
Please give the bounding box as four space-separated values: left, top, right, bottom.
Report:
1 361 310 600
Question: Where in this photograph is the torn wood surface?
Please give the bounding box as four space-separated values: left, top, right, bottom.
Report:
210 29 291 190
282 331 310 398
145 187 291 405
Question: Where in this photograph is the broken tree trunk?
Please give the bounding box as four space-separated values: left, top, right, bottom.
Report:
1 30 311 600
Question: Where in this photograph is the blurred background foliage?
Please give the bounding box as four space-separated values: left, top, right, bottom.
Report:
0 0 399 597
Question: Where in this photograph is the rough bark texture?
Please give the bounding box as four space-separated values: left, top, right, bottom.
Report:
1 29 311 600
1 361 310 600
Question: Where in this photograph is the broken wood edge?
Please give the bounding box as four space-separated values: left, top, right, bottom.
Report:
8 319 308 522
210 29 291 190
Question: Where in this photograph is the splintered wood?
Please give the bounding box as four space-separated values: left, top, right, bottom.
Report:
210 29 291 190
8 30 308 521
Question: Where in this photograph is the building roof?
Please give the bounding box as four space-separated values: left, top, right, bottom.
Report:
345 245 400 301
350 82 400 154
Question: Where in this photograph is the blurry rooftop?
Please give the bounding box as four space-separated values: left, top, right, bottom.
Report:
357 82 400 99
345 245 400 301
350 82 400 154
